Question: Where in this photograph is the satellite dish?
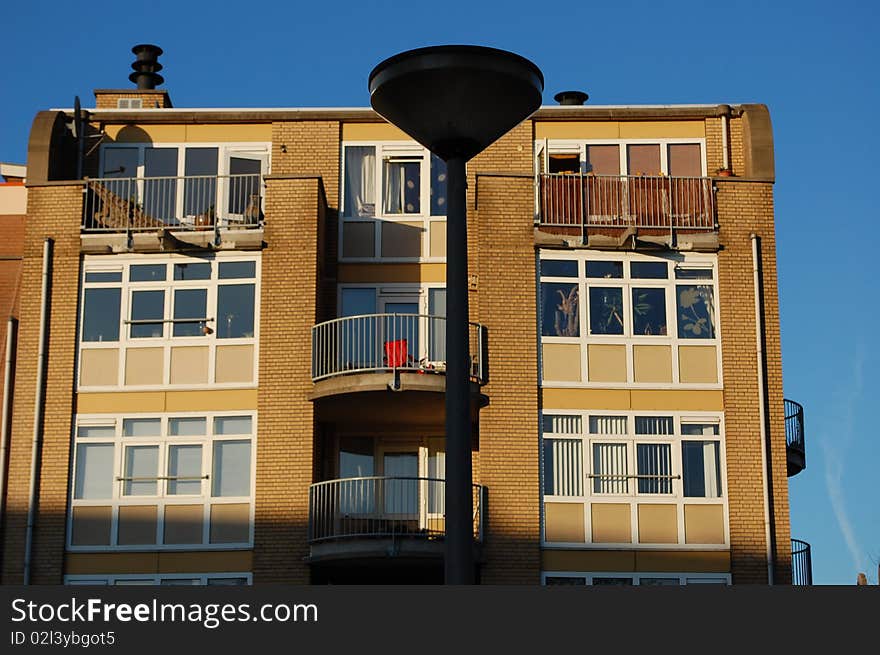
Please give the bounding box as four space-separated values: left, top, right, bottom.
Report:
73 96 82 139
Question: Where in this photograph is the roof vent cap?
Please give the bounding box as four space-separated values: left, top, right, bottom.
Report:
129 44 164 90
554 90 589 106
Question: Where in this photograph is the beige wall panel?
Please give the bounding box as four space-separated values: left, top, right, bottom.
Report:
684 504 726 544
210 504 250 544
542 549 636 572
542 343 582 382
159 550 253 573
619 121 706 138
535 122 621 139
105 124 186 142
70 506 112 546
80 349 119 387
338 263 446 283
185 124 271 142
544 503 585 543
633 345 673 383
165 390 258 411
636 550 730 573
0 185 27 214
124 348 164 386
342 222 376 258
164 505 204 545
170 346 209 385
65 552 160 575
117 505 158 545
587 344 627 383
679 345 719 384
630 390 724 411
342 123 410 141
637 504 678 543
381 221 423 258
77 392 167 413
542 388 631 410
215 345 255 384
591 503 632 543
429 221 447 258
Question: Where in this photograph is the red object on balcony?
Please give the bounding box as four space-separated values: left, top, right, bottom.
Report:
384 339 409 368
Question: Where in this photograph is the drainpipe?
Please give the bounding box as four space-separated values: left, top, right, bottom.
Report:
0 317 17 533
720 105 731 171
23 238 52 585
751 233 776 584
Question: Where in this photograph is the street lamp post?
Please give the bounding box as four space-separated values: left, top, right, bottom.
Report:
369 46 543 584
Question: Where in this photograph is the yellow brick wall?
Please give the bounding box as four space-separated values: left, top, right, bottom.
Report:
716 179 791 583
1 185 81 583
252 176 324 583
94 91 172 109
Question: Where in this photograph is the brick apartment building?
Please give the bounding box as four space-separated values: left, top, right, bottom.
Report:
0 46 810 586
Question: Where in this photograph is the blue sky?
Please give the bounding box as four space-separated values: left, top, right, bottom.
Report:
2 0 877 584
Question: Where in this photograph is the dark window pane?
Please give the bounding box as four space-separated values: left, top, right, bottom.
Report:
143 148 178 221
586 145 620 175
540 259 578 278
102 148 139 178
173 262 211 280
631 287 667 336
675 268 713 280
546 576 586 586
588 287 623 335
184 148 218 217
130 264 166 282
592 578 633 586
677 285 716 338
218 261 256 279
668 144 702 177
217 284 255 338
631 261 668 279
548 153 579 173
173 289 208 337
82 288 120 342
430 154 447 216
586 261 623 279
228 157 262 216
130 290 164 338
682 441 722 498
85 271 122 283
541 282 579 337
637 443 672 493
383 159 420 214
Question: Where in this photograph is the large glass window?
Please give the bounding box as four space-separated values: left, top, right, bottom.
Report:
343 146 376 217
383 157 421 214
130 290 164 338
217 284 255 338
542 282 580 337
82 288 121 342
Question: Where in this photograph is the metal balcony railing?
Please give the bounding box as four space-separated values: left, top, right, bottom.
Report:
82 173 263 232
537 173 716 230
785 398 806 476
308 476 485 543
311 313 487 384
792 538 813 585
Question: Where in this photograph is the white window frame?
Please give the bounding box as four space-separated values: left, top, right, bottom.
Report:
67 412 257 552
340 141 447 262
541 571 731 585
538 138 708 177
540 410 729 549
65 573 252 586
539 250 722 389
78 252 261 391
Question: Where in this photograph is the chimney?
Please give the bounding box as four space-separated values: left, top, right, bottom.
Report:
129 44 164 90
554 90 589 106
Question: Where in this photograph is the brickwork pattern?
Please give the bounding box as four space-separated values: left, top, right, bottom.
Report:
253 177 323 583
271 121 340 322
716 180 791 584
94 91 171 109
1 186 81 584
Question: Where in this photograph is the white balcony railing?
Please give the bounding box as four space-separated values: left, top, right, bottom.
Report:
538 173 716 230
311 313 487 384
309 476 486 543
83 173 263 232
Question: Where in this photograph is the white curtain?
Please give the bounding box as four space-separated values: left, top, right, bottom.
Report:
589 415 627 435
344 146 375 217
543 439 583 496
592 443 628 494
637 443 672 494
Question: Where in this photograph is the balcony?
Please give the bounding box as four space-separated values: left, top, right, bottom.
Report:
785 398 806 477
308 476 485 563
310 314 486 407
82 174 263 234
791 538 813 585
536 173 717 249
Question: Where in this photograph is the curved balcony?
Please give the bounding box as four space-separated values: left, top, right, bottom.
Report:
785 399 806 477
310 314 487 404
791 538 812 585
307 476 485 563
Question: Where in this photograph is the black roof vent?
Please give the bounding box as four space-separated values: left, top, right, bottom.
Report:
554 90 589 106
129 44 164 90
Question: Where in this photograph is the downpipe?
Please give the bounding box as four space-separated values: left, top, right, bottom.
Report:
24 238 52 585
752 233 776 584
0 317 17 538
